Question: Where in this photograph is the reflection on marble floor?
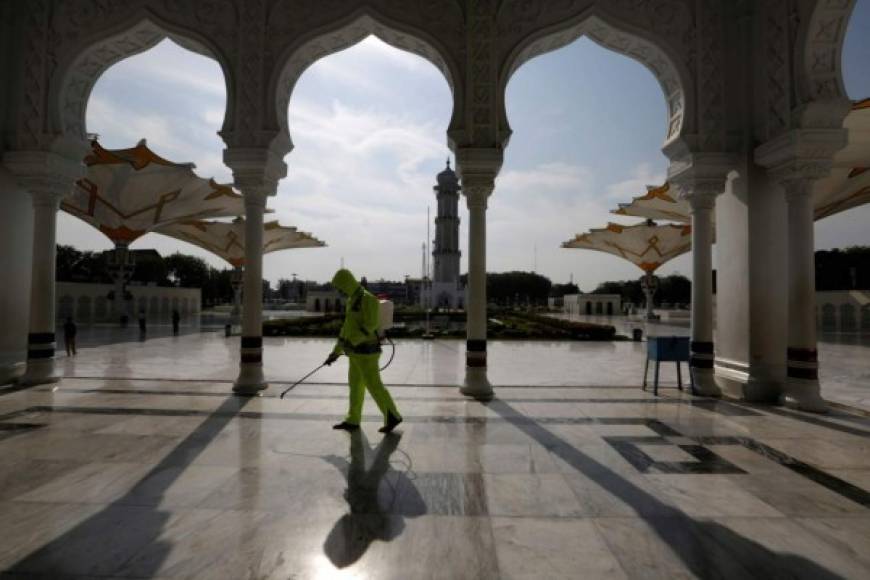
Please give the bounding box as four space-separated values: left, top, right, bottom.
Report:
2 349 870 578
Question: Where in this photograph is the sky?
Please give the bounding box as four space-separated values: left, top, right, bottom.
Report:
60 2 870 292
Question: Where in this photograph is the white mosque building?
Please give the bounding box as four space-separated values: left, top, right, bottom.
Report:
422 160 465 310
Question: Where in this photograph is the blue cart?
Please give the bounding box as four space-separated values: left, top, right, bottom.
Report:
643 335 693 396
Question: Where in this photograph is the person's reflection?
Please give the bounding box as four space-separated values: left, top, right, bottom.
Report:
322 430 425 568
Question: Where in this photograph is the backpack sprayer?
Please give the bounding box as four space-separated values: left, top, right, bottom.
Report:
280 299 396 399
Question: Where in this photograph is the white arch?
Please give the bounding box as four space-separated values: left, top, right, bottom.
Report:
53 17 233 140
500 11 692 146
269 11 460 156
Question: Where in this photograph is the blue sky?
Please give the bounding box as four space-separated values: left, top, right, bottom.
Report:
59 2 870 290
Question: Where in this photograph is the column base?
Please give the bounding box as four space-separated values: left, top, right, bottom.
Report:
233 362 267 395
783 377 827 413
689 366 721 397
460 366 493 401
18 357 61 386
714 358 781 404
785 347 825 412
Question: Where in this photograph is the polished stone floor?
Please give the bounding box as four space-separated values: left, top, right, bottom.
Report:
1 335 870 578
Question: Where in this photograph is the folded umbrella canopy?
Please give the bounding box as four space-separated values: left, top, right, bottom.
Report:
612 99 870 224
611 183 690 224
154 218 326 267
62 139 245 245
562 221 692 274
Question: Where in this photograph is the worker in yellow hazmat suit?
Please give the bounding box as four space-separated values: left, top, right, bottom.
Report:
325 269 402 433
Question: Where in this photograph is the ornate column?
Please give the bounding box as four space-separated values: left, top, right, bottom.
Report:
670 154 732 397
757 128 847 412
686 190 718 395
223 148 286 395
781 177 825 411
3 150 85 385
456 148 501 401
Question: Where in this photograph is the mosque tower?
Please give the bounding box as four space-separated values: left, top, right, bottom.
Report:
432 159 461 284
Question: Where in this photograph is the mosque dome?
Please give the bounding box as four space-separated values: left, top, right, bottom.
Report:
436 158 460 189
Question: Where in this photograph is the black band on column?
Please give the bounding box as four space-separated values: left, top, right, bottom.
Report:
690 356 714 369
787 366 818 380
241 336 262 349
690 341 714 354
241 353 262 364
690 341 714 368
467 339 487 353
787 347 817 363
28 332 56 344
466 356 487 368
28 348 55 359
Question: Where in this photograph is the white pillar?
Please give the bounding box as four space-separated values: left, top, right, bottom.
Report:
222 145 287 395
461 185 492 399
234 194 267 394
687 193 719 396
19 193 62 384
757 127 847 411
3 150 85 386
456 147 501 401
783 181 826 411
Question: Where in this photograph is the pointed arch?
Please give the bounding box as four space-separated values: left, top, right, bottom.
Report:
51 15 235 141
268 9 462 158
500 9 694 148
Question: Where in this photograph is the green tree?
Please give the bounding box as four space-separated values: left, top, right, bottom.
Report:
551 282 579 297
164 253 210 289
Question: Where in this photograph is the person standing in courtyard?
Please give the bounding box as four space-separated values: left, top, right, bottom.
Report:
138 309 146 335
63 317 77 357
325 268 402 433
172 309 180 335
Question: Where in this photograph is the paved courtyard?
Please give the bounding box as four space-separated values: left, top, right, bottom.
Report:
1 334 869 578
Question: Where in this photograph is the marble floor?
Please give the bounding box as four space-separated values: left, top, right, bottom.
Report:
1 335 870 578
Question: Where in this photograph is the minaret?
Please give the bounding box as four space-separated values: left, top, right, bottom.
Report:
432 158 461 284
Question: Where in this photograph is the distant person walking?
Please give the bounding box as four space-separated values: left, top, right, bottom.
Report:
138 309 146 334
63 317 77 356
172 309 180 335
325 268 402 433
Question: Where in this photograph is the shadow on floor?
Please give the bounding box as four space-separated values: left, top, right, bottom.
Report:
486 399 846 579
5 395 252 577
322 430 426 568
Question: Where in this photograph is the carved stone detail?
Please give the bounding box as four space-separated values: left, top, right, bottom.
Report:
798 0 855 103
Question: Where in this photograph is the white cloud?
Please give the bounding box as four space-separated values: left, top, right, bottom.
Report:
603 162 665 201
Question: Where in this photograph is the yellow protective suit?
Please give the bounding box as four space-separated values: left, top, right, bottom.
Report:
330 269 401 427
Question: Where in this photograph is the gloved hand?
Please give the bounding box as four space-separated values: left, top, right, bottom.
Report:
324 352 340 366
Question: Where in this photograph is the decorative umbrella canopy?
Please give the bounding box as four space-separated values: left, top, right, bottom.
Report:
62 139 245 244
155 218 326 267
813 166 870 220
611 183 690 224
562 221 692 273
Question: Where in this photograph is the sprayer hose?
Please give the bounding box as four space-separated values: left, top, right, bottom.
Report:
380 336 396 371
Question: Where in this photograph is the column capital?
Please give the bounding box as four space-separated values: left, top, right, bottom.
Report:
755 128 847 193
456 147 502 211
2 149 85 203
667 152 734 210
223 147 287 198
